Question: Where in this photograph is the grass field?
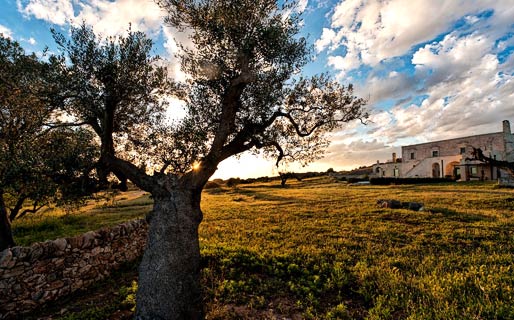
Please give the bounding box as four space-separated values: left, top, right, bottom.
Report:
16 177 514 319
12 190 151 246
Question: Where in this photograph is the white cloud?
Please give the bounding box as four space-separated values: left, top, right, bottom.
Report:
320 0 514 73
17 0 164 36
73 0 163 37
356 71 415 105
315 0 330 9
412 33 490 73
408 32 502 110
337 26 514 166
21 36 37 45
315 28 335 52
0 24 13 38
16 0 193 82
327 53 360 75
363 34 514 145
465 15 480 25
161 26 193 82
17 0 74 25
321 137 398 169
297 0 308 13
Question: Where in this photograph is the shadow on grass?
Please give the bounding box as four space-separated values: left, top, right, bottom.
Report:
229 188 294 203
372 207 495 225
427 207 495 223
467 197 514 211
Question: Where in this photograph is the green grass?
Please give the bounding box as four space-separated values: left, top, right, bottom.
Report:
199 178 514 319
12 191 152 246
17 177 514 319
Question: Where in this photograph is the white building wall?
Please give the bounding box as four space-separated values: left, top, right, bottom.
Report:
372 120 514 180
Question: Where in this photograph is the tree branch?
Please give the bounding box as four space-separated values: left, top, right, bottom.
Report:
104 155 155 192
43 121 90 129
18 201 45 219
208 54 254 160
8 195 27 221
268 141 285 166
250 138 285 167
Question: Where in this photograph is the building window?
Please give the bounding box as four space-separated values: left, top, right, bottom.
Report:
432 150 439 157
470 167 478 175
410 152 415 159
460 147 466 154
394 167 399 177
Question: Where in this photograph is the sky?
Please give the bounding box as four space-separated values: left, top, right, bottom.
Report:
1 0 513 179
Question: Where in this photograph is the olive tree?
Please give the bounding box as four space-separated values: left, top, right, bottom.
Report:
52 1 367 318
0 35 99 251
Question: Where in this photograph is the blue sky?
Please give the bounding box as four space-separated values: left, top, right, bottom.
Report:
1 0 513 179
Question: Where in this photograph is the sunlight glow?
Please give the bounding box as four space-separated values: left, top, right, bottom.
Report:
192 161 201 171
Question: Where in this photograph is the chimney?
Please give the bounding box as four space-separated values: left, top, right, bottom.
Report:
503 120 511 134
392 152 397 163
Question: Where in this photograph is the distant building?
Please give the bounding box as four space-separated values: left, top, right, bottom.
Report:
372 120 514 181
373 152 402 178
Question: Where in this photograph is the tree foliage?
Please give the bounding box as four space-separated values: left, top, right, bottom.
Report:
52 6 367 193
0 35 99 250
51 25 171 189
157 0 368 175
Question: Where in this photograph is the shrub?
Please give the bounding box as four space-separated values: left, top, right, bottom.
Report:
226 178 241 188
347 177 368 183
205 181 222 189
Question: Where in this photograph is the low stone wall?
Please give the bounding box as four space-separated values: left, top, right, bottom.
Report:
0 219 148 319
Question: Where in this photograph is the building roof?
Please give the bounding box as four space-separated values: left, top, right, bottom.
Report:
401 131 504 149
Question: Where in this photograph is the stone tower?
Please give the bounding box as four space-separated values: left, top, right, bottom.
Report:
503 120 511 135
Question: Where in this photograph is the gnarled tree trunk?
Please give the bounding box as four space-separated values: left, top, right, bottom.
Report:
135 188 204 320
0 196 15 252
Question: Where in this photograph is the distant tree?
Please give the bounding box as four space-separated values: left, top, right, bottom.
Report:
51 1 367 317
226 177 241 188
278 171 302 187
279 172 289 187
0 36 99 251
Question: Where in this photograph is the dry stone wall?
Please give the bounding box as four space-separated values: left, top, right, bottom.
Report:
0 219 148 319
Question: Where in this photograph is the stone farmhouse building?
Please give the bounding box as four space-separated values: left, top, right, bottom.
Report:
372 120 514 181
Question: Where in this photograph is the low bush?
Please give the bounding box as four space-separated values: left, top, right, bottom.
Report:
204 181 222 189
347 177 368 183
